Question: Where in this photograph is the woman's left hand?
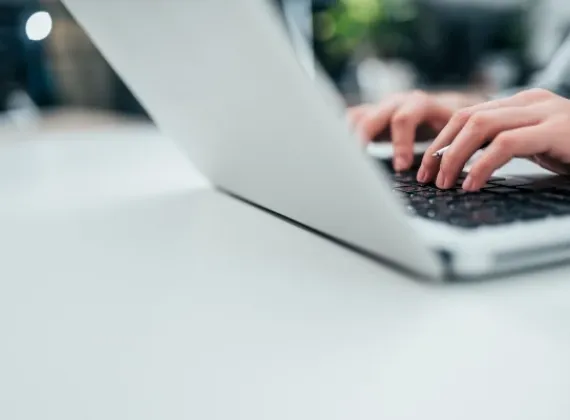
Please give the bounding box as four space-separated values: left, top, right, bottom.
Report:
418 88 570 191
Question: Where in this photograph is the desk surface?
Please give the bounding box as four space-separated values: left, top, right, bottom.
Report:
1 112 570 420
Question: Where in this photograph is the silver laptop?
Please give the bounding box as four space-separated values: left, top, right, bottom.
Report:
61 0 570 280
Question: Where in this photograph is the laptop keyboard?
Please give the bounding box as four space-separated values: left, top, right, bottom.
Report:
389 169 570 228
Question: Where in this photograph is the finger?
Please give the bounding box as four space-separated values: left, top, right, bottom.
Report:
347 105 374 128
390 92 451 171
426 89 552 154
434 107 542 189
462 124 550 191
417 94 541 183
357 96 403 141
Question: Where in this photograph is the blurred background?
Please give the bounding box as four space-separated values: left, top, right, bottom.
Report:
2 0 570 116
0 0 146 119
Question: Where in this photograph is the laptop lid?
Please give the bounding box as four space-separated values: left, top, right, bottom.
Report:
61 0 442 278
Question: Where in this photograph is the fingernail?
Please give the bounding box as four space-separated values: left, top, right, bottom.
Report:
417 167 427 183
436 171 446 189
443 175 455 189
463 175 474 191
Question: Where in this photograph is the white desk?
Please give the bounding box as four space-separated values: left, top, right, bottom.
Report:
1 112 570 420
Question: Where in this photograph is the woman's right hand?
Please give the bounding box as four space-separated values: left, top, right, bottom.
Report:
348 91 486 171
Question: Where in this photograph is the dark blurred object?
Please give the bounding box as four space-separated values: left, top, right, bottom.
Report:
312 0 347 82
0 2 56 111
385 1 532 88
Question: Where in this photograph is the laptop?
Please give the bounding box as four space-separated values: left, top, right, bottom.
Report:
61 0 570 280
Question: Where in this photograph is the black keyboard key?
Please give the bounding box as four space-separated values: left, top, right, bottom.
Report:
462 192 496 201
530 197 570 214
393 172 417 183
535 191 569 202
514 208 549 221
428 196 455 206
543 176 570 189
431 190 457 199
518 177 567 191
455 200 487 211
410 190 437 199
390 168 570 227
440 189 470 197
393 181 409 188
488 177 531 187
483 186 520 194
393 185 428 193
408 194 428 204
553 184 570 192
506 192 533 201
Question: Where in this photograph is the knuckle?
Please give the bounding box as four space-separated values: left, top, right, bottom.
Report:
494 132 516 151
392 111 412 127
467 112 489 129
423 146 439 162
452 108 472 124
422 153 437 167
520 88 551 100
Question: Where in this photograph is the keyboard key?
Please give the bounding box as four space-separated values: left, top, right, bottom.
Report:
504 192 532 201
484 186 520 194
536 191 570 202
488 177 531 187
428 196 454 206
393 181 409 188
518 177 567 191
514 209 549 221
552 184 570 193
410 190 437 199
394 185 429 193
391 168 566 228
455 199 486 210
393 172 417 182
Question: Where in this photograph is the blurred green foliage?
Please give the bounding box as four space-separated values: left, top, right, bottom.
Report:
313 0 530 85
313 0 417 73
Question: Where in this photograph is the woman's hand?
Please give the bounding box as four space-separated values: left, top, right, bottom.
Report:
348 91 485 171
418 89 570 191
